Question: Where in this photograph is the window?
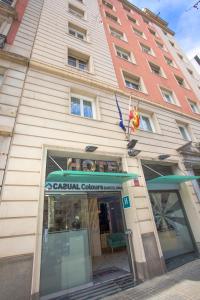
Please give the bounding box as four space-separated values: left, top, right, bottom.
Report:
169 41 175 47
105 11 119 23
178 124 191 141
187 68 193 76
68 23 86 40
115 46 131 61
0 0 13 5
127 15 137 24
148 28 156 36
140 43 153 55
123 72 141 91
0 66 6 86
123 5 131 12
188 100 199 113
71 95 94 118
143 17 149 24
161 88 175 104
69 4 84 18
68 49 89 71
110 27 124 40
133 27 144 38
164 56 174 67
156 40 164 49
175 75 185 87
102 0 113 9
163 30 167 36
140 114 154 132
177 53 183 60
149 62 162 76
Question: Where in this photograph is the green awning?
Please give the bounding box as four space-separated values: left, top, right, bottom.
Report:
147 175 200 184
46 170 138 184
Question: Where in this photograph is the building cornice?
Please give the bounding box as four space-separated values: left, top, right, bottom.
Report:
120 0 175 36
30 59 200 123
0 49 29 65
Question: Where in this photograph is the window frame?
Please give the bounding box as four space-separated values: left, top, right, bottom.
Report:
155 40 165 50
139 113 155 133
115 45 135 63
109 26 125 41
164 55 175 67
105 11 119 24
70 94 96 119
102 0 113 10
122 70 147 94
127 14 138 25
67 48 92 73
68 3 85 19
132 26 145 38
68 22 87 41
149 61 165 77
148 28 157 36
140 42 154 56
160 87 177 105
188 99 199 114
177 124 191 141
174 74 186 88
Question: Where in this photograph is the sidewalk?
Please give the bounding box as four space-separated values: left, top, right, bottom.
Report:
104 259 200 300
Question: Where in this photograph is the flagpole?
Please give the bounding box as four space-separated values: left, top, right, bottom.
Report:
127 94 132 141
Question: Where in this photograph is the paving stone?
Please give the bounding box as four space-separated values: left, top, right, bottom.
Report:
104 259 200 300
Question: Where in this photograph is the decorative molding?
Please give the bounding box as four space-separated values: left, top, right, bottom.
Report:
30 60 200 122
121 0 174 35
0 49 29 65
0 125 12 136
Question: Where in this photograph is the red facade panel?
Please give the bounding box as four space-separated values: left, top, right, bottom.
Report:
99 0 200 118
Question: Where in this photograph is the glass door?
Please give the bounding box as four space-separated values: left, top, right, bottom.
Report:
40 194 92 297
149 191 195 260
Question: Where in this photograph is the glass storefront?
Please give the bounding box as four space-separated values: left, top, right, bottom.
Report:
40 192 131 297
149 191 195 260
40 194 92 296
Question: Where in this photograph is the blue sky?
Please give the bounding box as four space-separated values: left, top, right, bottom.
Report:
130 0 200 58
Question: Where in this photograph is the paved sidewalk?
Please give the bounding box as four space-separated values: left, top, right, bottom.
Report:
104 259 200 300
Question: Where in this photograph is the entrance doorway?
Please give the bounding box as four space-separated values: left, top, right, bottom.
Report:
39 192 132 298
89 193 130 284
142 162 198 270
149 190 196 269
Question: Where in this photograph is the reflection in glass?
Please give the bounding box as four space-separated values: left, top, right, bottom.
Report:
83 100 93 118
71 97 81 116
150 191 194 259
40 194 92 297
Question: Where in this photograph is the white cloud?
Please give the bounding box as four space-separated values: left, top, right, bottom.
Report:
175 9 200 58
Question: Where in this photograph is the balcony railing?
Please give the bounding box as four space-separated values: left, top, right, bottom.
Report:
0 34 6 48
0 0 13 6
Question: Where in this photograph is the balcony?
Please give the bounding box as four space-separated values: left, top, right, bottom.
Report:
0 0 13 6
0 0 16 19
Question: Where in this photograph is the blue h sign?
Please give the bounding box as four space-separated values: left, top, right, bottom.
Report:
122 195 131 208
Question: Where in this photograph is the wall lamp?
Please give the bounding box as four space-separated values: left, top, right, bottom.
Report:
127 139 141 157
127 139 138 149
128 149 141 157
158 154 171 160
85 145 98 152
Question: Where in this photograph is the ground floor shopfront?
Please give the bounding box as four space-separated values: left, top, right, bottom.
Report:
30 149 200 300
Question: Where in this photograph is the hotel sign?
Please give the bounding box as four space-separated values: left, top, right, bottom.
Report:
45 182 122 193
